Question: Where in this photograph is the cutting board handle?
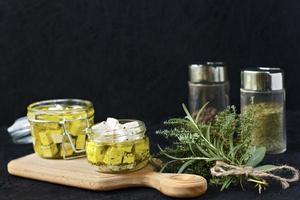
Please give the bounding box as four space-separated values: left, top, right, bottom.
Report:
138 171 207 198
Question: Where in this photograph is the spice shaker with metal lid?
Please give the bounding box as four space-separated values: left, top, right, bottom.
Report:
241 67 286 154
188 62 230 120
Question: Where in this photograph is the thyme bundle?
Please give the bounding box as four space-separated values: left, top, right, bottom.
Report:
155 103 298 192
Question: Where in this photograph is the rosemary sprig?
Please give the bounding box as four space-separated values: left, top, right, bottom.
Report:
156 103 268 191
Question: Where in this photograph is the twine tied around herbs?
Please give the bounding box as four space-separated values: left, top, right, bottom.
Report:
210 161 299 189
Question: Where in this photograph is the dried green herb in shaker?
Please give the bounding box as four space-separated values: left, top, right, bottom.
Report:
240 68 286 154
242 102 285 153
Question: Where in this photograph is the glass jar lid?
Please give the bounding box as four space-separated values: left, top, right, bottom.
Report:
89 119 146 143
27 99 94 122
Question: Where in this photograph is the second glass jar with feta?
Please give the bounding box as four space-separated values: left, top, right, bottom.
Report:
86 118 150 173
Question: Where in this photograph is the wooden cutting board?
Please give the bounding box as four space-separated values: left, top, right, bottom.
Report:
7 154 207 198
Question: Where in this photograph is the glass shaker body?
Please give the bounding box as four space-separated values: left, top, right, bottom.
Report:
188 62 230 118
188 81 230 115
240 68 286 154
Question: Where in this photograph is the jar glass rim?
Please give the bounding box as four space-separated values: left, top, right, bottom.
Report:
27 99 93 114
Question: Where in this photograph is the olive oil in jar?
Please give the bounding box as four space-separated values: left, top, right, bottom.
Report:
27 99 94 159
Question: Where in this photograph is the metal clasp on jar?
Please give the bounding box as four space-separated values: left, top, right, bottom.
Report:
60 117 91 159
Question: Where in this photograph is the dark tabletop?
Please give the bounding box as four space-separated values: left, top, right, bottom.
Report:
1 113 300 200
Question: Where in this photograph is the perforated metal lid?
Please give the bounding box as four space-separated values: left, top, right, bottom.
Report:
189 62 228 83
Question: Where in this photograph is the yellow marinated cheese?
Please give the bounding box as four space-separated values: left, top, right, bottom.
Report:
86 137 150 172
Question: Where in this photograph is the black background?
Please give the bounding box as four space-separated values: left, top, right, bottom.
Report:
1 0 300 126
1 2 300 199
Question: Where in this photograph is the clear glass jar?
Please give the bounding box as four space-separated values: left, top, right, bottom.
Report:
241 68 286 154
188 62 230 119
86 119 150 173
27 99 94 159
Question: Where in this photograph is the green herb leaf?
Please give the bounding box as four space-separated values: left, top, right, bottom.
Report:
195 102 209 123
220 176 234 191
245 147 266 167
182 103 199 130
178 160 195 173
160 160 178 172
206 124 211 142
195 143 210 158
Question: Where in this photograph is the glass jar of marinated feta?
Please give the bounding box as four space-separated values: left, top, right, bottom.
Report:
86 118 150 173
27 99 94 159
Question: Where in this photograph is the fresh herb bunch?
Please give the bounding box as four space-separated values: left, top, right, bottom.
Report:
156 103 270 192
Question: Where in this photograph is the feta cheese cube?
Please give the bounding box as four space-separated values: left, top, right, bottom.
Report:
47 123 61 130
118 143 133 152
123 121 139 129
68 120 87 136
103 147 123 165
76 134 86 149
123 153 135 164
92 121 110 133
60 143 74 157
39 131 53 146
134 138 149 160
106 118 119 129
50 129 64 143
86 142 106 164
41 144 58 157
33 140 43 156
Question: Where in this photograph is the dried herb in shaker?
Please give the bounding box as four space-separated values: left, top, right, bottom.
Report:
242 102 285 153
